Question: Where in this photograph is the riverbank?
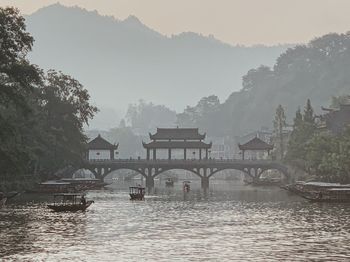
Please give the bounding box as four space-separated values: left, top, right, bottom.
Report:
0 177 39 192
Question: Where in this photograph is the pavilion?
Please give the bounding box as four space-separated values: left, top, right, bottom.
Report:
238 137 273 160
87 134 119 160
142 127 212 160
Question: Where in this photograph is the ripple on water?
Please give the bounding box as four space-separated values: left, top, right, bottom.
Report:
1 185 350 261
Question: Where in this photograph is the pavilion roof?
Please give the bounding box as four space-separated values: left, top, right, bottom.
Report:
238 137 273 151
143 141 212 149
149 128 206 140
88 135 118 150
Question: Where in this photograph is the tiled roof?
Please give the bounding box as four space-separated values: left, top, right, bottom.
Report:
238 137 273 151
143 141 212 149
88 135 118 150
150 128 205 140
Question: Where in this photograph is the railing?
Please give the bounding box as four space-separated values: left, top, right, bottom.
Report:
86 158 277 164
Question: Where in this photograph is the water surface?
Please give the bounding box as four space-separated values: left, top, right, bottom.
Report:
1 181 350 261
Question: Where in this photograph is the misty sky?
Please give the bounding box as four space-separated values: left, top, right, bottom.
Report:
2 0 350 45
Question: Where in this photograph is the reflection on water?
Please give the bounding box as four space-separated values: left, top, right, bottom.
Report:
1 181 350 261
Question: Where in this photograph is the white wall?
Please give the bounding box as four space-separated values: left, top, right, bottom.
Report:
89 149 111 160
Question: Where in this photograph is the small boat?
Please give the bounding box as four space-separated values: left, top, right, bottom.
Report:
165 178 174 187
301 188 350 203
129 186 145 200
183 181 191 193
47 193 94 212
27 180 77 194
5 191 20 200
245 178 282 186
0 197 7 208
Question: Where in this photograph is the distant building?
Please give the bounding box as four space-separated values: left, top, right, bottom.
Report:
87 134 119 160
238 137 274 160
235 129 274 159
207 136 234 159
142 127 212 160
320 104 350 134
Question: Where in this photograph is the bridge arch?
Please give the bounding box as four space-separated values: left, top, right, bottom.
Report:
207 165 289 181
85 166 148 180
153 167 202 179
257 168 290 181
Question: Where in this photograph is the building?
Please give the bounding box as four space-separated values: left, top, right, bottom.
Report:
142 127 212 160
87 134 119 160
238 137 274 160
234 129 273 159
207 136 234 159
320 103 350 134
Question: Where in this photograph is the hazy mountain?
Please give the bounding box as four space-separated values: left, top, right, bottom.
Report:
25 3 290 129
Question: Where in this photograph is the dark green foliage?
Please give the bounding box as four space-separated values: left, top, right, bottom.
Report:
273 105 287 160
286 100 316 169
0 7 41 178
305 130 350 183
303 99 314 124
0 7 97 187
35 70 98 175
287 98 350 183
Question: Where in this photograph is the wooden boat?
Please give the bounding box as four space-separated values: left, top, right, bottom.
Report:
5 191 20 199
0 197 7 208
129 186 145 200
165 178 174 187
47 193 94 212
183 181 191 193
60 178 108 190
245 178 282 186
283 181 350 198
301 188 350 203
27 180 77 194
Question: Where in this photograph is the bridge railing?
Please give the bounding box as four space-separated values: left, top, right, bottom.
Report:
86 158 277 164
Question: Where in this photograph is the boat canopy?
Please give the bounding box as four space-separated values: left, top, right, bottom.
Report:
53 193 85 197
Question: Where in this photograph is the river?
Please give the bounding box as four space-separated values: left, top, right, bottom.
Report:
1 180 350 261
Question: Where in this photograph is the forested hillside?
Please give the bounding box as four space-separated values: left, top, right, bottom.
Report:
178 33 350 136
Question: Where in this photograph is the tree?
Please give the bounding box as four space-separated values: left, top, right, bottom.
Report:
293 107 303 128
0 8 98 188
176 95 222 135
303 99 315 124
286 100 316 169
37 70 98 174
126 100 176 134
305 131 350 183
0 7 42 179
273 104 287 160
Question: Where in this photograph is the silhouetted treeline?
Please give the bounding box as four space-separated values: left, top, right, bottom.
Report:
0 7 97 188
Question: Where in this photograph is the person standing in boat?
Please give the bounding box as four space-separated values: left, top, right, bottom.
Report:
318 192 323 199
80 195 86 205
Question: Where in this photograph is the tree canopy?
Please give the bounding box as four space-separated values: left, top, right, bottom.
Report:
0 7 97 189
177 32 350 137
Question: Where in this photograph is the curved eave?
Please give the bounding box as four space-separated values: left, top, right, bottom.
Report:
142 141 212 149
238 144 274 151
